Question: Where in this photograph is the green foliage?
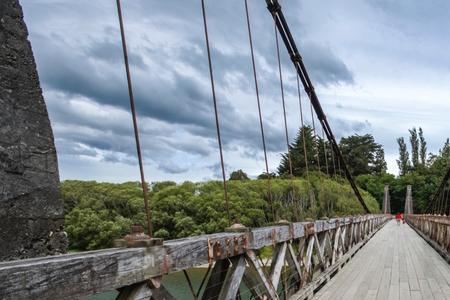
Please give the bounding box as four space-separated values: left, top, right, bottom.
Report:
278 126 386 177
409 127 419 168
62 177 379 250
339 134 387 176
229 169 250 180
419 127 427 165
278 126 319 176
397 137 410 175
359 130 450 214
257 172 277 180
397 127 428 174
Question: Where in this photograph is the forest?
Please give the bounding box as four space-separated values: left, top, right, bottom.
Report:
62 126 450 250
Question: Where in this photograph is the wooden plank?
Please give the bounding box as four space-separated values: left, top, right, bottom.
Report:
399 282 411 300
410 290 422 300
116 282 153 300
291 218 386 300
364 290 378 300
331 227 341 264
245 250 279 300
312 220 450 300
305 236 315 272
388 230 400 300
313 234 325 268
242 270 265 299
0 247 165 300
150 286 176 300
269 242 287 290
202 259 230 300
376 268 392 300
428 278 444 300
286 242 302 283
218 256 246 300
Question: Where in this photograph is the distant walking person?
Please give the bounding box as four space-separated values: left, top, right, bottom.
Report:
395 213 402 225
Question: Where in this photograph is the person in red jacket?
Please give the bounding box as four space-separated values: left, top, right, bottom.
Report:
395 213 402 225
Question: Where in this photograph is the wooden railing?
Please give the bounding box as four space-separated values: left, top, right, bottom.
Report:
407 214 450 263
0 215 388 300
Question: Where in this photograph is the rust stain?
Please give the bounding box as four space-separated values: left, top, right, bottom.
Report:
226 238 231 257
271 228 277 246
161 254 170 274
233 237 239 256
207 238 214 264
304 222 315 237
213 241 222 259
241 235 248 250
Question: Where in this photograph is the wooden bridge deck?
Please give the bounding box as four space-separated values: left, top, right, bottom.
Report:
312 220 450 300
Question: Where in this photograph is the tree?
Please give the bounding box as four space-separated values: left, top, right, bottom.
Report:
397 137 410 176
257 172 276 180
339 134 387 176
229 169 250 180
278 126 321 176
62 178 380 250
419 127 427 165
409 127 419 168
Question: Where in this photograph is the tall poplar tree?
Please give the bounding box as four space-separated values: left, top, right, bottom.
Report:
409 127 419 168
397 137 410 175
419 127 427 165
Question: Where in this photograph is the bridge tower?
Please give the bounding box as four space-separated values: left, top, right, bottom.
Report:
382 184 391 214
404 185 413 215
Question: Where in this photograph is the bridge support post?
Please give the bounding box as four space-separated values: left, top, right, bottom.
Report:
0 0 67 261
404 185 413 216
383 185 391 214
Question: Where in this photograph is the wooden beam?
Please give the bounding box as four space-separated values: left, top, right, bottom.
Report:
0 247 164 300
116 282 153 300
218 256 246 300
245 250 279 299
201 259 230 300
269 242 287 289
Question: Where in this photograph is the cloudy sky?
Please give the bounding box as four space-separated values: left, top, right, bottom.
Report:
21 0 450 183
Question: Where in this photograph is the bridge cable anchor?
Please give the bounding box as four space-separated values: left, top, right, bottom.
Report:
114 224 163 248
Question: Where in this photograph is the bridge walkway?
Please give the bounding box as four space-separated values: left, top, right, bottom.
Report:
312 220 450 300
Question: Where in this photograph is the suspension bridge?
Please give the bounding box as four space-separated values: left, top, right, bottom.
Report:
2 0 450 299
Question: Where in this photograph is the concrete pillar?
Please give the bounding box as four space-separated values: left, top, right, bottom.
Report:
0 0 67 260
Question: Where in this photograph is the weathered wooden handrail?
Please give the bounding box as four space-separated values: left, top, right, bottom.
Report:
407 214 450 263
0 215 388 300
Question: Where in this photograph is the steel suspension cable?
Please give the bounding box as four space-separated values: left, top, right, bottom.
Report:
436 191 443 215
296 74 310 214
275 25 293 177
116 0 152 236
296 75 309 181
275 22 301 220
337 155 342 177
441 187 448 215
266 0 370 213
440 186 448 215
445 186 450 215
244 0 274 221
437 187 444 214
322 127 330 176
201 0 231 225
330 139 337 177
310 102 321 172
427 163 450 214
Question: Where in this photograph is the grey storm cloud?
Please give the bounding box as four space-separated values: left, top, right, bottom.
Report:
22 0 368 178
157 162 189 175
